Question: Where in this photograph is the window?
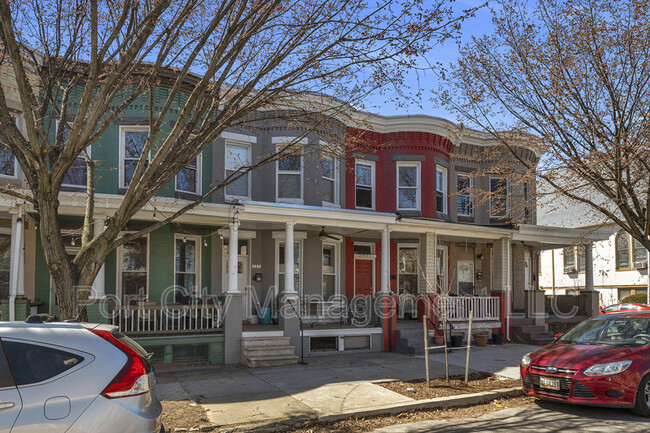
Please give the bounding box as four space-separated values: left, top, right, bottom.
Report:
436 246 447 293
489 176 510 218
457 173 473 216
3 341 84 386
225 142 250 199
397 162 420 210
58 121 90 187
398 246 418 296
353 243 374 255
175 236 199 303
633 238 647 263
120 127 149 187
278 241 301 293
0 116 20 178
616 231 630 270
322 244 338 299
355 160 374 209
0 233 10 301
436 166 448 214
176 155 201 194
0 341 15 388
577 245 586 273
563 247 576 271
119 236 148 300
321 154 338 205
276 139 303 203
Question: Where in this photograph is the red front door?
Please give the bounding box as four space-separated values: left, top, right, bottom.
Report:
355 259 373 296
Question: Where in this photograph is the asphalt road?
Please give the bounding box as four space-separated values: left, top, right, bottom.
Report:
372 400 650 433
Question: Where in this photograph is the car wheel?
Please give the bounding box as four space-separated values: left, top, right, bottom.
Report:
633 375 650 417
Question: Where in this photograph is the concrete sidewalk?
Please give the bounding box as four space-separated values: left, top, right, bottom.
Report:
156 344 537 428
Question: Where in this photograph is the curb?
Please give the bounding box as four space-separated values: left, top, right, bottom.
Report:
213 386 524 432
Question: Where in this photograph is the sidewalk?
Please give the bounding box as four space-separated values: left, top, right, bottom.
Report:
156 344 538 429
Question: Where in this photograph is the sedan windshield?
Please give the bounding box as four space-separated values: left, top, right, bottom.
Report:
557 317 650 346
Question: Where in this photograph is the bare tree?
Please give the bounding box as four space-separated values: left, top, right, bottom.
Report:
442 0 650 242
0 0 478 319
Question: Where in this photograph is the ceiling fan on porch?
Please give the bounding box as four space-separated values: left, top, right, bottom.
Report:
319 226 341 241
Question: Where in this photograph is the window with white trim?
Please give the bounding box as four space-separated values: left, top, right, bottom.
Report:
355 160 374 209
276 142 302 202
58 121 91 187
457 173 473 216
321 154 338 205
225 142 250 199
176 154 201 194
397 162 420 210
0 116 20 178
322 243 338 299
489 176 510 218
436 166 448 214
119 236 148 300
120 126 150 187
175 235 200 303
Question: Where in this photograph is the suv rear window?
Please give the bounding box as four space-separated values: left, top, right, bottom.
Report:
0 341 15 388
3 341 84 386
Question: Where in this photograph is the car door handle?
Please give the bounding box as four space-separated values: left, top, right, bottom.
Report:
0 402 15 410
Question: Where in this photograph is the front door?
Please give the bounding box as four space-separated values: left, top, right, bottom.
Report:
239 256 251 319
457 260 474 296
354 259 374 296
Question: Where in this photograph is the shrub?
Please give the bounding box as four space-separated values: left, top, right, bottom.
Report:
620 293 648 304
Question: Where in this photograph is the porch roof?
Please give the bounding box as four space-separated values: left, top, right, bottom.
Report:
512 224 611 249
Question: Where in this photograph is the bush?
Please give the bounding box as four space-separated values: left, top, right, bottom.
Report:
620 293 648 304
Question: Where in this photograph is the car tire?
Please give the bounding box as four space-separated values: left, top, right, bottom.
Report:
633 375 650 417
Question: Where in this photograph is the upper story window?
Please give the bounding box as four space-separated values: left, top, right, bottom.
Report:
321 154 339 206
0 116 20 179
489 175 510 218
435 166 448 214
58 121 90 188
632 238 647 264
119 126 150 188
225 142 250 199
176 154 201 195
615 231 630 270
563 245 587 273
275 137 305 204
355 160 374 209
396 161 420 210
457 173 473 217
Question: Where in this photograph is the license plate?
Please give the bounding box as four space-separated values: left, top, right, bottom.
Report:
539 376 560 390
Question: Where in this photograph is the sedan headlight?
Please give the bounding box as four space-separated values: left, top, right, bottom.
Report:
521 353 532 368
583 360 632 377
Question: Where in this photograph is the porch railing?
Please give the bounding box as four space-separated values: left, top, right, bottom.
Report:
109 303 223 335
438 296 500 321
545 295 587 317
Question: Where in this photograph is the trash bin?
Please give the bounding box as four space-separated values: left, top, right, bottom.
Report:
492 332 504 345
257 307 272 325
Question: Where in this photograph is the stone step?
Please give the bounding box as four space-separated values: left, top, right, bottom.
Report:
245 354 299 368
241 336 291 348
510 318 535 326
243 346 296 358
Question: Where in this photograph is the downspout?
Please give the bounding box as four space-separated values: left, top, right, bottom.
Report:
507 234 513 341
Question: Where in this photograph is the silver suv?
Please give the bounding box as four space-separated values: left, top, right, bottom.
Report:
0 320 163 433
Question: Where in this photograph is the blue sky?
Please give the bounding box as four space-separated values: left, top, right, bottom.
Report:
363 0 495 120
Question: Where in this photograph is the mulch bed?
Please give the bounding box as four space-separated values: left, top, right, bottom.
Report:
378 372 521 400
162 400 212 432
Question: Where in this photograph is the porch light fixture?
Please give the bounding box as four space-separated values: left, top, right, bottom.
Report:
203 239 208 247
477 253 484 260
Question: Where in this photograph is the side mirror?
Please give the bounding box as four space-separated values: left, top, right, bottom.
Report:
554 333 563 340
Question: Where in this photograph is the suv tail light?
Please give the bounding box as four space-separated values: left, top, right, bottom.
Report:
90 329 151 399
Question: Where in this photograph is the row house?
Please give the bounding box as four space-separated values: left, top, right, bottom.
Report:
0 69 590 365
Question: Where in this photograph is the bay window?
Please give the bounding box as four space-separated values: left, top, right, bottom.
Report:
355 160 374 209
397 162 420 210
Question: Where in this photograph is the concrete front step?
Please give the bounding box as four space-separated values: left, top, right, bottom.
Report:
243 346 296 358
245 354 300 368
242 336 292 348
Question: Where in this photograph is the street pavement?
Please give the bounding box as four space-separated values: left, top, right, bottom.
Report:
372 399 650 432
156 344 537 428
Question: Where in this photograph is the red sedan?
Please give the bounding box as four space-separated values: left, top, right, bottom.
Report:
520 311 650 416
601 303 650 314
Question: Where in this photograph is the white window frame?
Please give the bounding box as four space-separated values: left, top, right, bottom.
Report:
397 243 420 296
175 152 202 195
272 231 307 296
322 241 341 299
223 132 256 201
274 137 306 204
355 159 375 210
57 120 92 188
456 173 473 217
116 233 150 300
321 152 339 207
174 234 201 297
436 165 448 214
489 175 510 218
119 125 151 188
396 161 421 211
0 115 21 179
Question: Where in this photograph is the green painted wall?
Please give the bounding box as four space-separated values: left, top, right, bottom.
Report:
149 226 174 302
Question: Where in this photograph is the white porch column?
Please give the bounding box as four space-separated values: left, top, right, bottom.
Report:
9 208 25 321
284 222 296 294
505 236 512 340
380 225 390 293
584 242 594 291
226 220 240 293
91 216 106 299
